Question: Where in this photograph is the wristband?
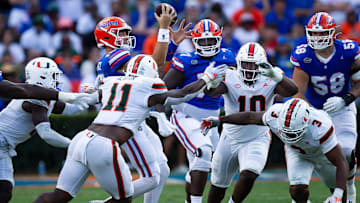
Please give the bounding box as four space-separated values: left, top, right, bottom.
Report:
333 188 344 199
157 28 170 43
342 93 356 106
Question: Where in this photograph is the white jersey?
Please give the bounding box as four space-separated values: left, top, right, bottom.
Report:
0 99 55 148
262 104 338 158
93 76 167 134
222 69 278 143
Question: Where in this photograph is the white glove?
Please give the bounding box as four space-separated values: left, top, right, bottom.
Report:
80 83 97 93
256 62 283 82
58 92 97 111
323 188 343 203
149 111 175 137
323 96 345 113
201 62 227 84
200 116 220 135
206 76 224 90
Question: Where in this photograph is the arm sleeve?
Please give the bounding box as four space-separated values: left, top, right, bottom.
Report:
170 55 185 72
163 87 205 106
35 122 71 148
166 41 178 61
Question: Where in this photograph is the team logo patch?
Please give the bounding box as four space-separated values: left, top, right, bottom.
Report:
191 59 198 65
138 126 143 132
303 57 312 63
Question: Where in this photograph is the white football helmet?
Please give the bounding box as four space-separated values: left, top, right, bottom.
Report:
277 98 310 144
25 57 62 89
126 54 159 78
236 42 267 83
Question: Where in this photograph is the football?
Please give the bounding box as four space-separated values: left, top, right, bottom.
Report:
155 3 178 26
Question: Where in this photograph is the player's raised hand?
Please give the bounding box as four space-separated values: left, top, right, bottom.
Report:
201 62 227 84
256 62 283 82
201 116 220 135
323 96 346 113
170 18 192 45
154 4 177 29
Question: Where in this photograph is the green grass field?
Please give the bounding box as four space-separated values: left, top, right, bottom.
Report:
11 181 360 203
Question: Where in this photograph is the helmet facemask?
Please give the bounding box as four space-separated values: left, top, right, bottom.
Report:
306 28 335 50
277 99 310 144
193 35 222 57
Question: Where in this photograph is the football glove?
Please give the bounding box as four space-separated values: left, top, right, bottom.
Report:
323 96 345 113
256 62 283 82
200 116 220 135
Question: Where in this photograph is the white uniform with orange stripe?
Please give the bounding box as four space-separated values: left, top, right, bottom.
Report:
262 104 339 187
211 69 276 188
56 76 167 199
0 99 55 185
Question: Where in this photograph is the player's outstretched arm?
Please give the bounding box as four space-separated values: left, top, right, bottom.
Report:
148 78 206 107
23 101 71 148
200 112 264 135
149 63 227 106
324 144 349 202
0 80 58 100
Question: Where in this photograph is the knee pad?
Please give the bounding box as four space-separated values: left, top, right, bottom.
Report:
191 146 212 172
289 185 309 200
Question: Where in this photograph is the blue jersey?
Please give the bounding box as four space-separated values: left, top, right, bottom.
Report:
96 48 132 77
290 39 360 109
0 71 3 82
171 48 236 110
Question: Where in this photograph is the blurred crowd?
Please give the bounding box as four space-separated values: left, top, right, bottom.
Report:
0 0 360 170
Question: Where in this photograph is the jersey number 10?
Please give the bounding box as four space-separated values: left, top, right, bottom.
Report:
103 83 132 111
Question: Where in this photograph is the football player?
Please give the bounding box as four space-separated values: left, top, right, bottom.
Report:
160 19 236 203
0 57 89 203
204 42 298 203
201 98 349 203
34 54 227 203
291 12 360 202
91 6 189 202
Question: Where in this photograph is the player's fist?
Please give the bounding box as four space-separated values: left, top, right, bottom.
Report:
201 116 220 135
256 62 283 82
202 62 227 84
323 96 345 113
